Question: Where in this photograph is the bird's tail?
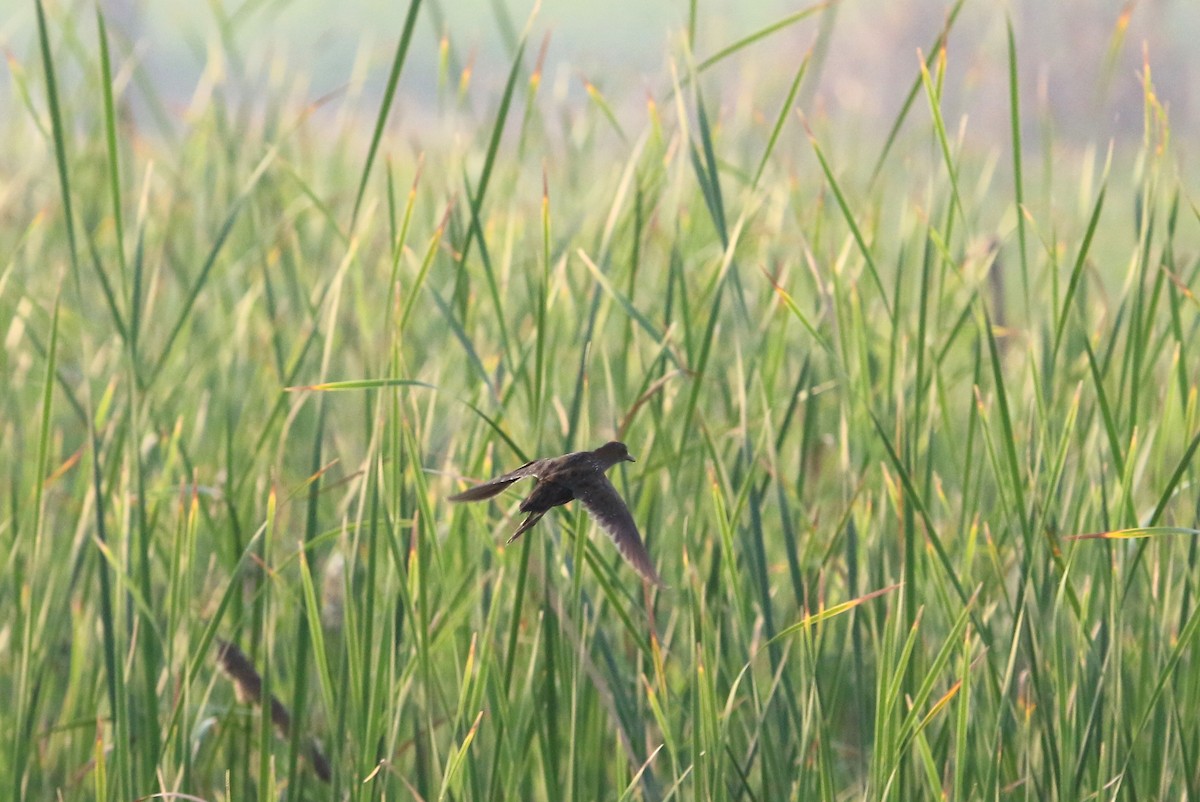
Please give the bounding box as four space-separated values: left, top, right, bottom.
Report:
448 477 520 502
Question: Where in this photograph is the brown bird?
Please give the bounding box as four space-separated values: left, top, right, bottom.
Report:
449 441 663 587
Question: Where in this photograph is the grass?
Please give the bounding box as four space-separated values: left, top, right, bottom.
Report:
3 1 1200 799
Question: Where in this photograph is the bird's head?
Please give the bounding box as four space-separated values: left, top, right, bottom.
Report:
595 441 635 465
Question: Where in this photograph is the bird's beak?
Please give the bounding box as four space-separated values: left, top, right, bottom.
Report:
626 455 636 462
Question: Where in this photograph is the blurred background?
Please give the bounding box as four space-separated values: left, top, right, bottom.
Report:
3 0 1197 157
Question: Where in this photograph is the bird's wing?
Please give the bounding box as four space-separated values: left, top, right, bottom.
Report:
576 476 664 587
448 460 544 502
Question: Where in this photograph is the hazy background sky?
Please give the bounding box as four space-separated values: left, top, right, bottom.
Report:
3 0 1197 160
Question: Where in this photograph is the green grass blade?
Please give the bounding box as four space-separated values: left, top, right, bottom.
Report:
752 49 810 189
95 6 127 276
33 0 79 276
1006 17 1030 312
350 0 424 228
806 124 894 322
1052 160 1110 361
868 0 966 181
696 3 829 74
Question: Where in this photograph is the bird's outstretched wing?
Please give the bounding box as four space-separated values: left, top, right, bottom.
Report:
576 476 664 587
448 460 543 502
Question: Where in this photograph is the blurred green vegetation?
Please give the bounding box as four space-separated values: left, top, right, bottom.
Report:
3 1 1200 800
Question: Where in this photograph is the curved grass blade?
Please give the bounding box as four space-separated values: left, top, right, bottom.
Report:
868 0 966 182
577 248 682 369
752 49 810 189
457 30 528 295
150 150 276 380
34 0 79 276
96 7 127 275
769 583 900 644
290 378 526 462
350 0 424 229
1052 154 1111 361
1006 17 1030 311
869 410 980 631
805 121 893 322
917 46 966 237
1066 526 1200 541
1149 429 1200 525
696 3 830 75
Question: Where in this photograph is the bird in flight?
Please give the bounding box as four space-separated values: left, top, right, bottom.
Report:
449 441 663 587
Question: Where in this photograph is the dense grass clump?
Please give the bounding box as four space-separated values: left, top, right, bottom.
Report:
3 1 1199 799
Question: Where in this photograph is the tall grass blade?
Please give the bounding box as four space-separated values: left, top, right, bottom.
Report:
350 0 424 228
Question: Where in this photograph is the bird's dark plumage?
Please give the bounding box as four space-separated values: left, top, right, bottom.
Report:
449 441 663 587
